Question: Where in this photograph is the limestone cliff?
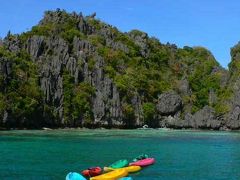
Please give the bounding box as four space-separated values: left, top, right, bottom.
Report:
0 9 240 130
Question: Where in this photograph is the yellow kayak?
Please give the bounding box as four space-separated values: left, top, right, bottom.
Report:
104 166 141 173
90 169 128 180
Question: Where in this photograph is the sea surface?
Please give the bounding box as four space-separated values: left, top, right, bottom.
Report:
0 129 240 180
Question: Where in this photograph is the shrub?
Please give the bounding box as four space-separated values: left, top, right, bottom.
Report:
60 29 85 43
143 102 156 124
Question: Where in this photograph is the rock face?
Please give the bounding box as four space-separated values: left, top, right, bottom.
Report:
160 106 222 130
3 35 21 53
178 79 191 95
157 91 182 115
128 30 149 57
0 57 12 85
23 34 124 127
0 56 13 125
192 106 222 129
227 106 240 129
0 10 240 130
225 88 240 129
26 35 45 59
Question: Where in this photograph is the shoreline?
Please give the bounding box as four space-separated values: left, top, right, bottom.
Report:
1 126 239 132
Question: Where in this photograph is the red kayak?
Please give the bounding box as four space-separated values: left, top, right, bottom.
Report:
82 167 102 177
129 158 155 167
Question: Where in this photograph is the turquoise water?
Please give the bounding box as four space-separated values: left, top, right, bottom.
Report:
0 129 240 180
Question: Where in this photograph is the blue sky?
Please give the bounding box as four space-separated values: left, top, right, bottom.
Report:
1 0 240 68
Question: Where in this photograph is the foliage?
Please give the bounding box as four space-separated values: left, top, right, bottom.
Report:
87 57 96 71
88 34 105 46
86 18 103 30
60 29 85 43
186 48 220 111
0 48 42 125
122 103 135 122
1 9 239 128
143 102 156 124
63 70 75 124
63 69 95 126
72 82 95 126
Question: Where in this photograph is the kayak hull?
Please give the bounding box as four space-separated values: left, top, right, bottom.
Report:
109 159 129 169
66 172 86 180
129 158 155 167
104 165 141 173
82 167 102 177
118 177 133 180
90 169 128 180
132 154 149 162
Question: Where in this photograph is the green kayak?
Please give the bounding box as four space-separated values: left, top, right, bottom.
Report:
109 159 129 169
132 154 149 162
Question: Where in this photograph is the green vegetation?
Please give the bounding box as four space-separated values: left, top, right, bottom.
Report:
143 102 156 124
60 29 85 43
72 82 95 126
63 69 95 126
0 47 42 127
122 103 135 126
1 9 239 128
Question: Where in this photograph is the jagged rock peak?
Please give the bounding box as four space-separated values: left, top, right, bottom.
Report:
1 9 240 130
230 41 240 61
39 9 97 26
87 12 97 18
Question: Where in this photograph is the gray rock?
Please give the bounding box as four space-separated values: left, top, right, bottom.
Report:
162 115 182 128
226 106 240 129
0 57 12 85
106 39 129 53
78 15 95 34
232 78 240 94
131 94 144 126
72 38 124 126
157 91 182 115
228 84 240 129
188 106 222 129
39 9 70 25
26 36 45 59
3 111 9 124
73 37 95 54
128 30 149 57
98 26 115 40
211 66 229 87
161 106 223 130
89 12 96 18
183 113 195 127
1 10 239 130
24 36 70 126
3 35 21 52
178 78 191 95
209 89 217 105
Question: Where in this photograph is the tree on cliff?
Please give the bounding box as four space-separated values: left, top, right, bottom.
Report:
0 9 239 129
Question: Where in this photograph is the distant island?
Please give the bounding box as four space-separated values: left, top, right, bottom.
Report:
0 9 240 130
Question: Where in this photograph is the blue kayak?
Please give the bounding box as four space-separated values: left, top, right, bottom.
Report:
118 177 133 180
66 172 86 180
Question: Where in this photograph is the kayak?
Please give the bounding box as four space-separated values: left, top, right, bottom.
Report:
90 169 128 180
118 177 133 180
109 159 129 169
66 172 86 180
129 158 155 167
104 166 141 173
82 167 102 177
132 154 148 162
